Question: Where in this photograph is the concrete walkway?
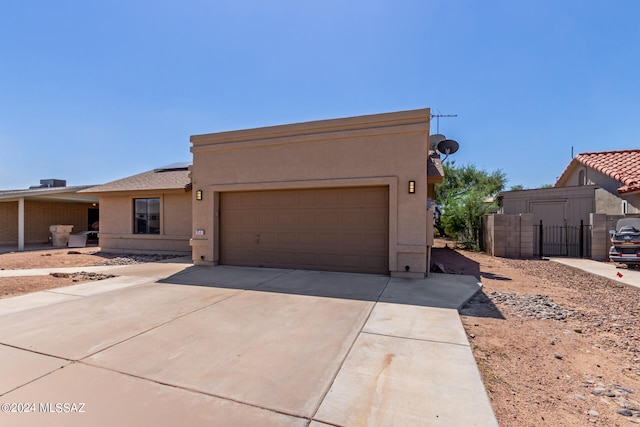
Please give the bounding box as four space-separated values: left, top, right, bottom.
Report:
550 258 640 290
0 262 498 426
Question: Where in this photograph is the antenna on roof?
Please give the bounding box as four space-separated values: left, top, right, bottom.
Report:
430 111 458 133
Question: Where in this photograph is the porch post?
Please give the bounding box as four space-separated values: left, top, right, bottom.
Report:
18 197 25 251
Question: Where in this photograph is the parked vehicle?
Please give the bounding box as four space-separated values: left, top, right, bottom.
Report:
609 218 640 267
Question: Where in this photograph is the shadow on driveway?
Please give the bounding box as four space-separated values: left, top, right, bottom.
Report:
158 264 493 311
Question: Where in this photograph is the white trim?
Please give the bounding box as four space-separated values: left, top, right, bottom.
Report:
18 197 24 251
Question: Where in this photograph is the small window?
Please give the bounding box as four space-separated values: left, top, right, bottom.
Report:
622 200 628 215
578 170 586 186
134 198 160 234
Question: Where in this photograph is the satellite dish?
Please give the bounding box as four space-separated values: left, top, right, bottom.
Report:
430 134 446 151
437 139 459 155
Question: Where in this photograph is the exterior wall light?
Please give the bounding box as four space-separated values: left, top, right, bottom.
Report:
196 190 203 201
408 181 416 194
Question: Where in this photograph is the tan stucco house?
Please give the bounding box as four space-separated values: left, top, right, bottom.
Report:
491 149 640 260
189 108 442 277
80 163 192 254
555 149 640 215
499 149 640 224
0 179 98 250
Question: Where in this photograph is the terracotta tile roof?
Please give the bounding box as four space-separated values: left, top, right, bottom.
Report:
556 149 640 194
80 166 191 194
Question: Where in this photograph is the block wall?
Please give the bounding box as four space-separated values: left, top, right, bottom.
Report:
0 202 19 245
24 202 89 244
483 213 533 258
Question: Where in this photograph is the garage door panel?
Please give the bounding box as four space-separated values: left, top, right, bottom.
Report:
222 231 255 246
363 255 387 269
277 212 297 226
298 232 316 244
340 233 364 247
298 192 318 207
297 252 317 265
277 232 297 245
317 191 341 207
223 249 259 264
276 251 298 264
341 212 365 228
258 232 277 245
257 251 279 265
258 193 280 207
221 211 258 228
361 189 388 206
363 212 387 228
225 192 258 209
317 232 340 246
362 233 387 247
318 253 340 265
259 211 278 227
318 212 341 227
220 187 388 274
297 213 317 227
276 192 299 208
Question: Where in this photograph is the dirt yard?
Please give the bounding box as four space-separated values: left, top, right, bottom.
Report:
432 239 640 427
0 248 180 298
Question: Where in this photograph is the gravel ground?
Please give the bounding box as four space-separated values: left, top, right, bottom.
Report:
433 240 640 426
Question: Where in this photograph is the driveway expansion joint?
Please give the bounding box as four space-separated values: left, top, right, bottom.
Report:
76 360 311 422
78 290 242 361
310 276 391 421
361 330 471 347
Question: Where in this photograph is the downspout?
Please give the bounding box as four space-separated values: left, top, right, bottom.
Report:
18 197 24 251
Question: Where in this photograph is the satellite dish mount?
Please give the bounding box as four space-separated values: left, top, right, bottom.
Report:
437 139 459 161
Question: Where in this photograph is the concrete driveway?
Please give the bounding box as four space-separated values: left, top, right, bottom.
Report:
0 262 498 426
551 258 640 290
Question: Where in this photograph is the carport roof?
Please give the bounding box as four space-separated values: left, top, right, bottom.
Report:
0 185 98 203
80 164 191 194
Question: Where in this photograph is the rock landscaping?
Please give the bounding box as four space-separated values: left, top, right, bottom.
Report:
433 239 640 426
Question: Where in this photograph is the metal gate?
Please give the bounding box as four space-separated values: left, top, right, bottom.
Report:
533 220 591 258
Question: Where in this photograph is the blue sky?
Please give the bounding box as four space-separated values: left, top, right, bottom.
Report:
1 1 638 190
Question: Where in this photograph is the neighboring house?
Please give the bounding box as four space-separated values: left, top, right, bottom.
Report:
555 149 640 215
80 163 192 254
498 185 598 227
491 149 640 259
0 179 98 250
189 108 443 277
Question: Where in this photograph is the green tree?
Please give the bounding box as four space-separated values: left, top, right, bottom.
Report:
434 161 506 249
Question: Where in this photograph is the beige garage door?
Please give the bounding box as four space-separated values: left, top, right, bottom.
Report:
220 187 389 274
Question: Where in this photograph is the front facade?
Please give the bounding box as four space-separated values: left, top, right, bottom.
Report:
80 164 192 254
190 109 438 277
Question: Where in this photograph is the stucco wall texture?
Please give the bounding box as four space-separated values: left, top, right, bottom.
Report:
190 108 433 277
97 191 192 254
